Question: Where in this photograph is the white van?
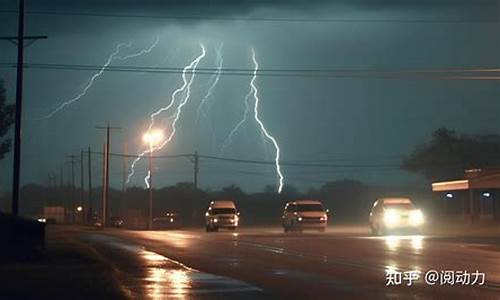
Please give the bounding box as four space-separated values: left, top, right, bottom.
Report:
282 200 328 232
205 200 239 232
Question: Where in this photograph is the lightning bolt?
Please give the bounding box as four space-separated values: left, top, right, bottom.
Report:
196 43 223 151
196 43 223 124
220 89 252 153
219 48 284 193
115 36 160 61
40 37 160 119
126 44 207 185
145 170 151 189
250 48 284 193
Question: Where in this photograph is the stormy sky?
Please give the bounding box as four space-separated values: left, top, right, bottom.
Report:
1 0 500 194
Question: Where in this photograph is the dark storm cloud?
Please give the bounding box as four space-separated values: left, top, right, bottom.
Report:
1 0 499 192
19 0 498 17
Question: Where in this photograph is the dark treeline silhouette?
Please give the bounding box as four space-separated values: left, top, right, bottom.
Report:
403 128 500 181
0 179 436 227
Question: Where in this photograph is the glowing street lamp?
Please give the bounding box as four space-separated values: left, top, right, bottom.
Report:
143 129 164 230
143 129 165 148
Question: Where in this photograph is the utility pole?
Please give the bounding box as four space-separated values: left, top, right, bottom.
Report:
59 165 63 187
80 150 85 222
101 143 106 228
66 154 78 223
96 122 120 227
87 146 93 223
148 150 153 230
122 142 128 193
122 142 128 223
193 151 199 189
0 0 47 215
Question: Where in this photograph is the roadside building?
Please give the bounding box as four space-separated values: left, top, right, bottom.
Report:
432 168 500 223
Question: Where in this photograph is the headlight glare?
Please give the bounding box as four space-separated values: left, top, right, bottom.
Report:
383 210 399 226
410 210 424 226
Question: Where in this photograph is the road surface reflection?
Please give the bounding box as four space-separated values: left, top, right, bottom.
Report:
384 235 424 252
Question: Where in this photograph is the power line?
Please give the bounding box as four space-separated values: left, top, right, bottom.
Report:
198 154 400 168
0 9 498 24
2 62 500 80
91 151 477 169
91 151 192 159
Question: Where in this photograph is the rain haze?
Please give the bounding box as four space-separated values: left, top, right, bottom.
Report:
1 0 500 193
4 1 500 300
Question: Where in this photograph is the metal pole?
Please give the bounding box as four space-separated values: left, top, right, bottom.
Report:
80 150 84 223
11 0 25 215
59 166 63 187
148 151 153 230
71 154 75 223
122 142 128 223
122 142 128 193
194 151 199 189
102 143 107 227
95 123 120 227
105 124 110 226
88 147 93 223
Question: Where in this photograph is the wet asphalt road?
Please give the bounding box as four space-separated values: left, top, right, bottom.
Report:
74 226 500 299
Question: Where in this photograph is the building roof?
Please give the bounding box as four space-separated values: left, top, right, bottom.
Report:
432 168 500 191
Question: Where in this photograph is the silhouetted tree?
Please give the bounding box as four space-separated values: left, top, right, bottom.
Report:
0 80 15 160
280 184 300 199
263 185 275 194
220 185 245 199
402 128 500 181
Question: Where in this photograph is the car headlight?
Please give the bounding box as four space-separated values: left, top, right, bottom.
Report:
383 210 399 226
320 214 327 221
410 210 424 226
297 217 303 221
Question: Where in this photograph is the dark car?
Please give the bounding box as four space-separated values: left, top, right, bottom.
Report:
109 216 124 228
153 212 182 230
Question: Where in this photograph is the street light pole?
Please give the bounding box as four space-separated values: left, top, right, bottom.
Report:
142 128 164 230
148 150 153 230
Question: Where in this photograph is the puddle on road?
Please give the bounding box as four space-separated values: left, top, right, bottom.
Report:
83 234 261 299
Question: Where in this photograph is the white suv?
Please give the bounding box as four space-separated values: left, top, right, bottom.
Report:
282 200 328 232
369 198 425 235
205 200 239 232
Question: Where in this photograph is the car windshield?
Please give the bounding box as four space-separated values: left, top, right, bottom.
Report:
296 204 324 212
384 203 414 210
211 208 236 215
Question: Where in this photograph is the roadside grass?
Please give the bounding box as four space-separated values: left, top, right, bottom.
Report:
0 226 127 299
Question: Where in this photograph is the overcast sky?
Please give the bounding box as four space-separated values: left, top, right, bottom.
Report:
1 0 500 194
